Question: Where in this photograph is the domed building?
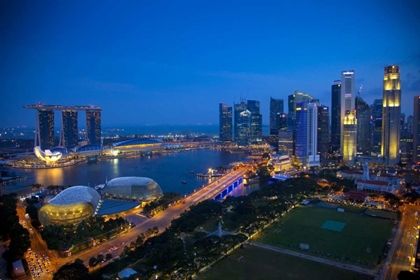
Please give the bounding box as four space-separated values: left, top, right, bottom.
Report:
102 177 163 203
38 186 101 226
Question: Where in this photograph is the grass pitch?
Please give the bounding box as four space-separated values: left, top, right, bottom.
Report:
257 206 393 265
199 245 372 280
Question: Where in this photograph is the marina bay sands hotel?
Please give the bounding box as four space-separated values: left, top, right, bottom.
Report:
24 103 102 150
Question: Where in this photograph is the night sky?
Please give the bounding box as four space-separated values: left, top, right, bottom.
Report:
1 0 419 127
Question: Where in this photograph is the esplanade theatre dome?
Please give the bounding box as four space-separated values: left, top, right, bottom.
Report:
102 177 163 202
38 186 101 226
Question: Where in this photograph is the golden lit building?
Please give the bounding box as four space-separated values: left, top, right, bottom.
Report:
342 110 357 163
381 65 401 165
38 186 101 226
340 70 357 164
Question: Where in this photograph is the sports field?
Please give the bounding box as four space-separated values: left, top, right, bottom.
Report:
257 205 393 265
199 245 372 280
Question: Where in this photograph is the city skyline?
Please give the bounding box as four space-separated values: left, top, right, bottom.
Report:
1 1 419 127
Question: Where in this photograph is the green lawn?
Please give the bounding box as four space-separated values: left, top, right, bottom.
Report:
257 206 393 265
198 245 372 280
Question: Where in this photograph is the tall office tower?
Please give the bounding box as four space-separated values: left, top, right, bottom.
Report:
317 104 329 165
400 114 406 134
295 101 320 168
381 65 401 165
247 100 262 142
86 108 102 145
61 110 78 149
37 110 55 149
371 99 383 155
276 113 288 131
270 97 284 135
340 70 357 164
331 80 341 153
234 100 247 141
237 109 251 146
400 132 413 165
356 96 371 156
413 96 420 164
407 115 414 134
372 99 383 119
287 91 315 131
219 103 232 142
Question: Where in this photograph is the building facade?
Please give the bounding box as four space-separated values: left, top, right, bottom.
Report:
62 110 78 149
381 65 401 165
219 103 232 142
38 110 55 149
340 70 357 164
356 96 371 156
317 104 329 165
413 96 420 164
86 109 102 145
270 97 284 135
331 80 341 153
247 100 262 142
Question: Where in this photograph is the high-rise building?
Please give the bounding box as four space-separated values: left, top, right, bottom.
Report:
38 110 55 149
247 100 262 142
331 80 341 153
234 100 251 146
340 70 357 164
287 91 315 131
372 99 383 119
86 108 102 145
356 96 371 156
413 96 420 164
278 130 294 156
371 99 383 155
317 104 329 164
295 101 320 168
62 110 78 149
381 65 401 165
276 113 288 132
234 100 247 141
400 132 413 165
270 97 284 135
219 103 232 142
406 115 414 134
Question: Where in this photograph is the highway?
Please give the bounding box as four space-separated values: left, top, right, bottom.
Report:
381 204 420 280
54 168 248 269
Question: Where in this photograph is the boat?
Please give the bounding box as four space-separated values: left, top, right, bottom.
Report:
190 170 195 174
182 181 187 184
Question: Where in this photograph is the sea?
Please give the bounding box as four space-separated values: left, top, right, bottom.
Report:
10 149 261 197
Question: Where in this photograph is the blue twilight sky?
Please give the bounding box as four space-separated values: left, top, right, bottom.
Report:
1 0 420 127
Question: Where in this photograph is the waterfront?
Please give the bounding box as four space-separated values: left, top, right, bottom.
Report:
9 149 260 196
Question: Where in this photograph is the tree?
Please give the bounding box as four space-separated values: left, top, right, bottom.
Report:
97 254 104 264
74 258 84 265
8 223 31 261
88 256 97 268
398 270 420 280
105 253 113 262
53 262 89 280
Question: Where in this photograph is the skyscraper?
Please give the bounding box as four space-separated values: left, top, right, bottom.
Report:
317 104 329 164
38 110 54 149
340 70 357 164
270 97 284 135
86 108 102 145
413 96 420 164
356 96 371 156
219 103 232 142
247 100 262 142
287 91 315 131
62 110 78 149
381 65 401 165
371 99 383 155
295 101 320 168
331 80 341 153
234 100 250 146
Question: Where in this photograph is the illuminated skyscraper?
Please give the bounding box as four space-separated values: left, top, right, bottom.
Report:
381 65 401 165
331 80 341 153
371 99 383 155
270 97 284 135
288 91 315 131
86 108 102 145
295 101 320 168
62 110 78 149
413 96 420 163
247 100 262 142
38 110 55 149
356 96 371 156
317 104 329 164
234 100 250 146
340 70 357 164
219 103 232 142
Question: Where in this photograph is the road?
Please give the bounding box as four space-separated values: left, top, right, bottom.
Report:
381 204 420 280
55 168 248 268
